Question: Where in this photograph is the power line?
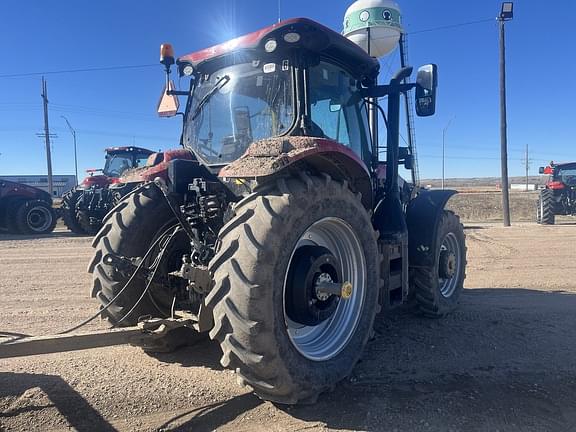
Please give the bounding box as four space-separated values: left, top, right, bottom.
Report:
0 18 497 80
0 64 156 79
407 18 494 36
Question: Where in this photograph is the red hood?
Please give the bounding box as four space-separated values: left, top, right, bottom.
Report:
81 175 113 188
119 149 194 183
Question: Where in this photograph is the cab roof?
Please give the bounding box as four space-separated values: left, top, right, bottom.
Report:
105 146 154 155
178 18 380 80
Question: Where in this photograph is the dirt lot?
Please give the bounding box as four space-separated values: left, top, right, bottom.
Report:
1 220 576 431
447 191 539 222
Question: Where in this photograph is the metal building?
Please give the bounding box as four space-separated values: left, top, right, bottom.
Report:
0 175 76 197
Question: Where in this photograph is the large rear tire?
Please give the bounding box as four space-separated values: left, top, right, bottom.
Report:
61 187 88 234
411 210 466 317
16 200 57 235
537 189 555 225
207 174 381 404
88 184 189 325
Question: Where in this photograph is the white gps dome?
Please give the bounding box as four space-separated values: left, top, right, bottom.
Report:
343 0 403 58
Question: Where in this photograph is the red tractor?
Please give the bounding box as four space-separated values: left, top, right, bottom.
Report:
0 179 57 234
61 146 160 234
88 18 466 404
537 161 576 224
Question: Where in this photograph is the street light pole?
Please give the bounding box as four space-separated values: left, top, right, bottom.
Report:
442 116 454 190
61 116 78 186
499 2 513 227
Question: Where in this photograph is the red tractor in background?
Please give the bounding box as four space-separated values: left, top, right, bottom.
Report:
537 161 576 224
0 179 57 234
61 146 192 235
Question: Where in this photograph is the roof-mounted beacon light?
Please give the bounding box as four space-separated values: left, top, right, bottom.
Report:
160 43 176 89
160 43 175 67
343 0 403 58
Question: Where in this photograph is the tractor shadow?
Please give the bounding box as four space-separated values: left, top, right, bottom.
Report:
156 393 264 432
148 331 225 371
280 288 576 431
153 288 576 431
0 372 116 431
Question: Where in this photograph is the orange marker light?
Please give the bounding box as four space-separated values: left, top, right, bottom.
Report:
160 43 175 65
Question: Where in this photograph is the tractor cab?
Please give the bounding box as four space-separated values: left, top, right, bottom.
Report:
103 147 155 178
159 19 382 169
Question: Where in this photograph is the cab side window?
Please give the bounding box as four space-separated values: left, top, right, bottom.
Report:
308 62 370 162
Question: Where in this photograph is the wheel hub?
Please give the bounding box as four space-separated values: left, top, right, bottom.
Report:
439 249 457 279
27 206 51 232
285 245 342 326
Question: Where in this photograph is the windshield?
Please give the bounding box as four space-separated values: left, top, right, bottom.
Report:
183 61 295 164
557 166 576 186
103 154 133 177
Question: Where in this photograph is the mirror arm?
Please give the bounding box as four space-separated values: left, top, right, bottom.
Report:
391 66 413 84
361 83 415 98
167 90 189 96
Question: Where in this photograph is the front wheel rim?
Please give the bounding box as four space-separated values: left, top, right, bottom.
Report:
438 232 462 298
283 217 367 362
27 206 52 232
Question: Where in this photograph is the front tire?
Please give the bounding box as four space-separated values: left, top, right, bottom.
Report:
88 184 188 325
16 200 57 234
537 189 555 225
412 210 466 317
61 187 88 234
207 174 381 404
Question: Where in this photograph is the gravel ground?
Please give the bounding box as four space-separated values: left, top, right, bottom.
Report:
1 221 576 431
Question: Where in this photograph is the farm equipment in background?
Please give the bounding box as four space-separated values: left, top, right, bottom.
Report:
85 14 467 405
537 161 576 224
60 146 153 234
0 179 57 234
61 146 192 235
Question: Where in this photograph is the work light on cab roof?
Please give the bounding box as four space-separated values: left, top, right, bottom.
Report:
343 0 403 58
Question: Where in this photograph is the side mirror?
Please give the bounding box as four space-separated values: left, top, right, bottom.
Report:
157 81 180 118
404 154 414 170
415 64 438 117
539 167 545 174
398 147 413 170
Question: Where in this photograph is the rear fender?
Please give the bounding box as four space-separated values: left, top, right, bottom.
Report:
218 137 373 209
406 189 457 268
0 180 52 203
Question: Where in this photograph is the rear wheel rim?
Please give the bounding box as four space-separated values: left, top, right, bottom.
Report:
438 232 462 298
283 217 367 362
27 206 52 232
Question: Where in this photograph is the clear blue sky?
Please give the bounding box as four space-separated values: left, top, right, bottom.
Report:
0 0 573 180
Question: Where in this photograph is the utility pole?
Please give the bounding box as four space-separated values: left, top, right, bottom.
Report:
61 116 78 186
498 2 514 226
442 116 455 190
522 144 531 191
40 77 54 197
